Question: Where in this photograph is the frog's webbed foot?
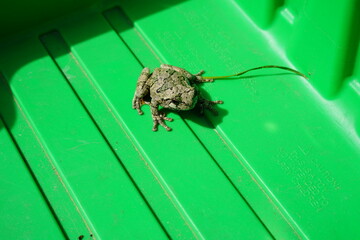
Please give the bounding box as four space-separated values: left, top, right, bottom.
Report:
152 112 173 131
150 101 173 131
198 98 223 115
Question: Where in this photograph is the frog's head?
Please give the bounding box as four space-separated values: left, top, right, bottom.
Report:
162 86 198 111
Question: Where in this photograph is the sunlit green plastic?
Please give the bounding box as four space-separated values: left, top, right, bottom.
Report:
1 0 359 239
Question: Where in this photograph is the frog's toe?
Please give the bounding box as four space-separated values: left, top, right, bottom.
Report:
152 123 158 132
164 125 172 131
195 70 205 76
198 99 223 115
152 120 172 131
136 108 144 115
160 113 173 122
152 113 173 131
133 97 148 115
132 102 144 115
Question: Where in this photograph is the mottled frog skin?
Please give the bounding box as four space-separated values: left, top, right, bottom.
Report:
132 64 223 131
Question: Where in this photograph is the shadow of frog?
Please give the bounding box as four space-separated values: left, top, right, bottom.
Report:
161 83 228 129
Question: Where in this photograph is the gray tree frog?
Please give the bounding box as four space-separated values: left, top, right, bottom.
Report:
132 64 223 131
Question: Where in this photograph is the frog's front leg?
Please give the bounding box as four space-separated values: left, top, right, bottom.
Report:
132 67 151 115
197 97 223 115
150 100 173 131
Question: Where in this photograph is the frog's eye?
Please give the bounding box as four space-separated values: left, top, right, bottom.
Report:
172 100 181 106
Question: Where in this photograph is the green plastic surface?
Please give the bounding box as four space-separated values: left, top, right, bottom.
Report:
1 0 360 239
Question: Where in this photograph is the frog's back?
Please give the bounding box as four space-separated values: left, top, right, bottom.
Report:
150 68 190 88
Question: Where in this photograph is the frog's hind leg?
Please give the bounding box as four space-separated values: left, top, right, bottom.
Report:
194 76 213 83
198 97 223 115
194 70 205 76
132 67 151 115
193 69 213 83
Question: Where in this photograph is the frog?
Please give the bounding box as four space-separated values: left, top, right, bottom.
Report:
132 64 223 131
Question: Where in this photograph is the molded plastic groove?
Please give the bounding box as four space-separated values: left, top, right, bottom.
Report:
181 119 276 239
103 7 164 65
1 34 173 239
40 31 171 240
0 73 96 239
103 8 145 68
40 30 204 240
211 127 307 240
0 115 68 239
190 118 304 239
